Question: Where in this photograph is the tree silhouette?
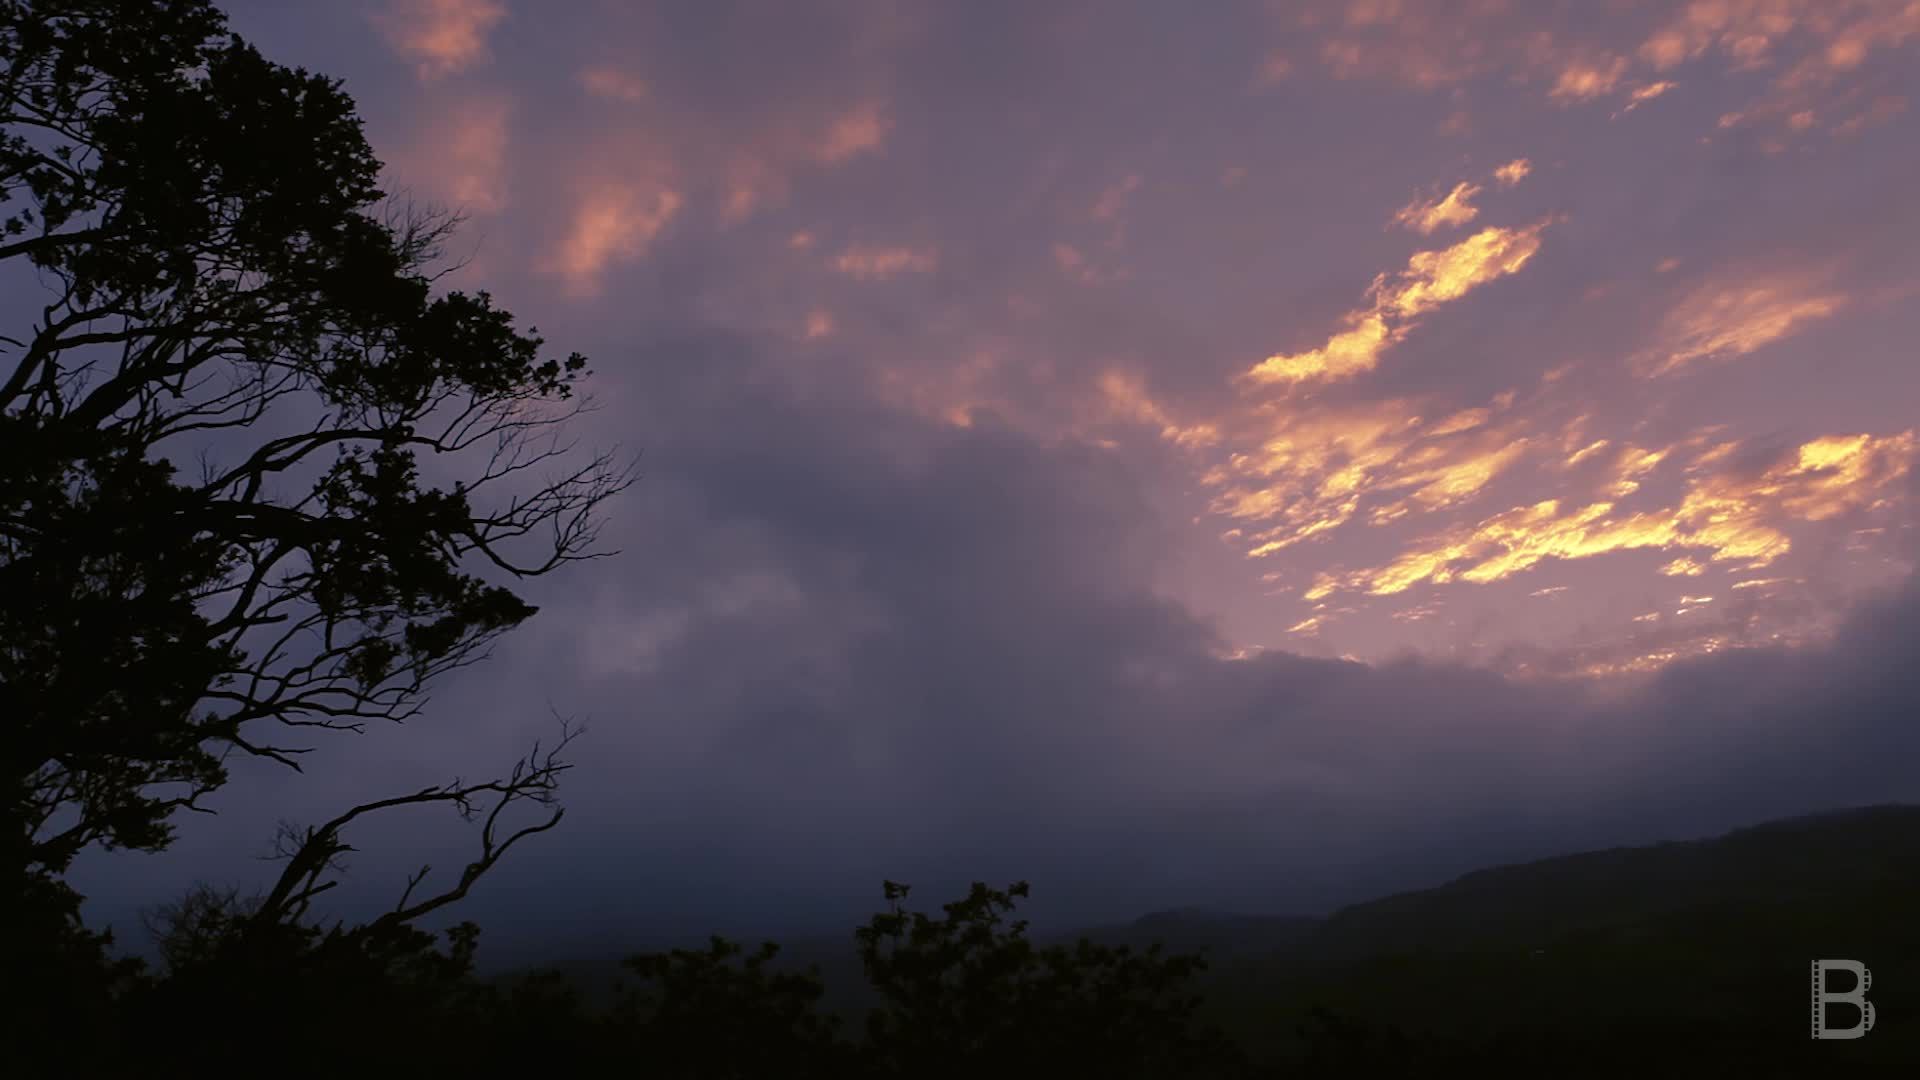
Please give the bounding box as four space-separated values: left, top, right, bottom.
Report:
851 880 1249 1078
609 936 860 1079
1 0 629 1033
603 879 1248 1079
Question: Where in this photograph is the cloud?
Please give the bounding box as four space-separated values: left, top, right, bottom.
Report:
831 245 938 280
710 102 894 224
580 67 650 103
1639 271 1846 375
67 328 1920 956
61 0 1920 962
371 0 508 80
380 95 512 216
1380 220 1552 317
544 181 684 295
1550 54 1631 101
1492 158 1533 186
1179 388 1536 561
1247 311 1401 385
1614 80 1679 116
1302 429 1916 600
1391 181 1482 234
812 102 891 164
1254 52 1294 86
1286 0 1917 137
1247 220 1553 385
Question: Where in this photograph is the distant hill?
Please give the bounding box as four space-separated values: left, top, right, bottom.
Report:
1294 803 1920 966
1209 803 1920 1068
497 804 1920 1069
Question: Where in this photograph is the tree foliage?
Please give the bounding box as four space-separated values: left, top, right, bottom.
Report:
1 0 629 897
84 878 1248 1078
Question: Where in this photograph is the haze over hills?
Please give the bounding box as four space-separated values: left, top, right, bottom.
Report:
506 804 1920 1067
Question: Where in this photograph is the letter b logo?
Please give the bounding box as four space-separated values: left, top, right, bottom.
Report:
1812 959 1874 1040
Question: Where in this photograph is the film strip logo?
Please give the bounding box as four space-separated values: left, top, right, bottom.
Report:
1811 959 1874 1040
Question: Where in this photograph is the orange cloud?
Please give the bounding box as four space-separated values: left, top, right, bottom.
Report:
1614 80 1679 116
384 95 511 215
1564 439 1612 468
831 246 938 280
1639 271 1846 375
1187 387 1538 560
1550 54 1631 101
1094 372 1220 449
372 0 507 80
1603 444 1670 496
708 102 890 225
1301 429 1917 598
1643 1 1920 135
1640 0 1836 74
1247 220 1553 385
1382 220 1551 317
545 181 683 295
813 102 890 164
1492 158 1533 186
1290 0 1914 136
442 98 510 213
1391 181 1482 234
872 347 1006 429
1248 312 1401 385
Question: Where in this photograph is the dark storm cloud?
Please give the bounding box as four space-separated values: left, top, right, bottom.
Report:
69 315 1920 967
53 0 1920 969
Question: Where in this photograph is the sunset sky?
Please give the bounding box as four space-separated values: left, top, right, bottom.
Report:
68 0 1920 961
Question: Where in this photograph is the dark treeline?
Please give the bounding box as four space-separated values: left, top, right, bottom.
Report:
3 2 1915 1075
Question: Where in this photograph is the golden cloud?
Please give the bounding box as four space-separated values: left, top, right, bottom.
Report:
1192 388 1539 561
1614 80 1680 117
1564 438 1612 468
1382 220 1551 317
1639 271 1846 375
1492 158 1533 186
1247 312 1402 385
1247 220 1552 385
1392 181 1482 234
1303 429 1916 598
1603 444 1670 496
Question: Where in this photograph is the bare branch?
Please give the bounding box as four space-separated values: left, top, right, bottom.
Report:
248 717 582 932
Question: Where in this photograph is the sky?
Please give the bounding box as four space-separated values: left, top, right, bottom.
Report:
59 0 1920 966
